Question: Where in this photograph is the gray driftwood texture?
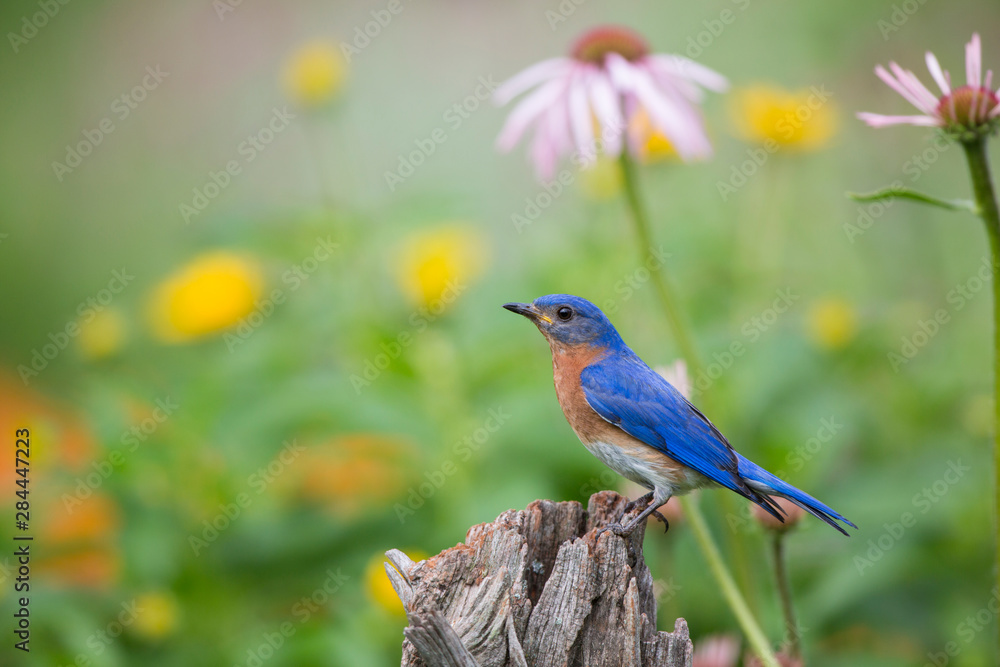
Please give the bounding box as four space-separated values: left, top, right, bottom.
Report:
385 491 693 667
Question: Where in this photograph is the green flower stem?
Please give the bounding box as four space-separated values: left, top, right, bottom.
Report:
618 153 701 371
961 137 1000 655
771 532 801 658
683 495 780 667
618 151 780 667
301 118 337 211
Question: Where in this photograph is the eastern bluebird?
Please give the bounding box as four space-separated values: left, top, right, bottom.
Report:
504 294 856 536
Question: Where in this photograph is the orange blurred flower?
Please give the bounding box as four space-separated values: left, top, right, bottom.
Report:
0 374 97 478
37 493 121 589
297 435 416 518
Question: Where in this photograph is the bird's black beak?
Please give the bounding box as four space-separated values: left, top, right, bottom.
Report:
503 302 552 323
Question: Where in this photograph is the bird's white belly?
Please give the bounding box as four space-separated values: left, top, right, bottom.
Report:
582 440 709 496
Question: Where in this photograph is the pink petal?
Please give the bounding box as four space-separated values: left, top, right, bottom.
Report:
529 107 562 181
692 635 740 667
874 64 928 113
625 60 711 159
647 58 705 103
983 71 997 119
495 78 568 152
588 71 625 157
605 51 640 92
648 54 728 92
888 62 939 113
856 111 940 127
567 69 597 164
969 86 982 125
945 70 958 120
966 33 982 88
622 93 642 155
493 57 571 106
924 52 950 95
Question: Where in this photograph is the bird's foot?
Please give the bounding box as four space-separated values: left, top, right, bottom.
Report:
595 522 633 538
620 492 654 518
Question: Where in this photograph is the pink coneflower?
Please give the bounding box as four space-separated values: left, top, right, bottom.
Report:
494 25 727 180
691 634 740 667
858 33 999 136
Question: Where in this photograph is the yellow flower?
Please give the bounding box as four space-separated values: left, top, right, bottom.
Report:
628 107 679 164
148 252 263 343
580 158 622 200
805 298 858 350
396 227 487 310
731 84 836 150
283 41 346 107
365 549 429 615
77 308 127 360
131 592 180 640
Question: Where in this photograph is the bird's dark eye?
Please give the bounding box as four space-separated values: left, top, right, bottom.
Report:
557 307 574 321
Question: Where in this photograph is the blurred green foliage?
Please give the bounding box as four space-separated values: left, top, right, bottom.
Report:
1 0 999 665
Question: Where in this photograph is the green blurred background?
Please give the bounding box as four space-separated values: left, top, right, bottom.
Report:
1 0 999 665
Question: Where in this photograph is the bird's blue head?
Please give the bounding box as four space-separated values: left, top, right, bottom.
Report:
503 294 624 349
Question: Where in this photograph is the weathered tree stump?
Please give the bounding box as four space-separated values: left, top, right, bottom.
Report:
385 491 693 667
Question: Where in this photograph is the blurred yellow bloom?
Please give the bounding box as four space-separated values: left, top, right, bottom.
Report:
396 226 487 310
731 84 836 150
298 435 415 518
805 298 858 350
283 41 346 107
629 107 679 164
580 158 622 200
148 252 263 343
77 308 127 360
132 592 180 640
365 549 429 615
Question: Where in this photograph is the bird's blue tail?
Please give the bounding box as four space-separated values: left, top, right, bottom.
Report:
737 454 857 536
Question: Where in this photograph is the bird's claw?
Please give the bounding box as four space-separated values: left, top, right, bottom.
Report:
595 522 631 538
620 492 653 519
651 510 670 533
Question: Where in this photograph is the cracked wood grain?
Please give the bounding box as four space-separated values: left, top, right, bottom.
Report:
386 491 693 667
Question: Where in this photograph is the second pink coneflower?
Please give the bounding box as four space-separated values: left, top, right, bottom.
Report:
858 33 999 136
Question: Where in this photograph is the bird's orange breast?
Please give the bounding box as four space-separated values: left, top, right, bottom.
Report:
549 342 702 491
550 342 614 444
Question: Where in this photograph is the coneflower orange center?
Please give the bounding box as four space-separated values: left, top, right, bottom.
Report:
937 85 999 128
571 26 649 64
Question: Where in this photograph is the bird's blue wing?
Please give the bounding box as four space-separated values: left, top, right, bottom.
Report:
580 355 751 497
581 353 849 532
